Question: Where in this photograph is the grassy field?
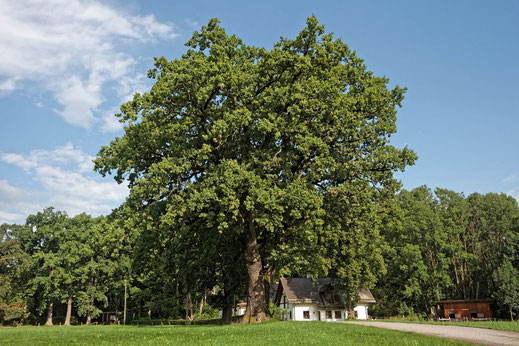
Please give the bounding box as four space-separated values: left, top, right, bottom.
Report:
0 321 471 345
377 319 519 333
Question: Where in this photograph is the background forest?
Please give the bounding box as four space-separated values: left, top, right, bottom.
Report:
1 186 518 325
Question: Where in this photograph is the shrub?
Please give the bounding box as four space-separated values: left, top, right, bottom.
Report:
269 302 287 320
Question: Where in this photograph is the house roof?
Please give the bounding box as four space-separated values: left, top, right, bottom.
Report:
276 278 376 308
358 288 376 303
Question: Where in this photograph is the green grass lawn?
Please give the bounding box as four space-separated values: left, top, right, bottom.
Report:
377 319 519 333
0 321 471 345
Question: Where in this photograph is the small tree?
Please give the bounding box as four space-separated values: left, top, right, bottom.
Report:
493 260 519 321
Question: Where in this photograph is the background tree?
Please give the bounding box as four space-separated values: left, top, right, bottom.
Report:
375 187 451 317
94 16 415 322
493 259 519 321
0 224 31 324
22 208 68 326
126 205 182 320
467 193 519 299
74 215 132 325
435 188 472 300
375 187 519 319
58 213 95 326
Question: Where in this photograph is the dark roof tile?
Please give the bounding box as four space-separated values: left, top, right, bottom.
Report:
278 277 376 308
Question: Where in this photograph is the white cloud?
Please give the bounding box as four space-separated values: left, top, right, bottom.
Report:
0 0 176 130
502 174 519 203
0 210 26 224
54 75 103 128
101 71 150 133
0 153 37 171
1 142 95 173
0 180 42 224
101 108 124 133
0 143 128 223
35 165 128 215
0 78 16 92
507 188 519 203
185 18 201 30
0 180 30 206
36 166 126 202
502 174 518 184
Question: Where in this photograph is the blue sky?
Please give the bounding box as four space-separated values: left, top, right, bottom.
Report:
1 0 518 224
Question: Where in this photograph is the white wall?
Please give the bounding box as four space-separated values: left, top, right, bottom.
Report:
320 309 345 321
293 304 319 321
289 304 369 321
342 304 369 320
354 304 369 320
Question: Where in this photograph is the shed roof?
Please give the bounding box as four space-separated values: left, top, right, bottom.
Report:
436 299 494 304
358 288 376 303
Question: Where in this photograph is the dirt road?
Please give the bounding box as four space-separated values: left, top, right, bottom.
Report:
342 321 519 345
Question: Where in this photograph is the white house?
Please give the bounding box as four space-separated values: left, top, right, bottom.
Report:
234 301 247 316
273 278 376 321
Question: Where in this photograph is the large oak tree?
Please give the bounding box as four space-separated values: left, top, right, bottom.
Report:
95 16 415 322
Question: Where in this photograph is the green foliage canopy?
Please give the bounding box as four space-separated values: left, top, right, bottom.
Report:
95 16 416 321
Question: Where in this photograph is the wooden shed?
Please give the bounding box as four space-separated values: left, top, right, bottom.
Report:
436 299 494 321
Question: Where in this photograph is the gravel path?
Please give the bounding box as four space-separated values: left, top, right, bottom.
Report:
342 321 519 345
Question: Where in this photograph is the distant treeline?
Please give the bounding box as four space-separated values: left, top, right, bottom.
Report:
1 186 518 325
374 186 519 320
0 207 221 326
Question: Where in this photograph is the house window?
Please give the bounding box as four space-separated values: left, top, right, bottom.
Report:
335 311 342 319
303 311 310 319
327 310 332 319
354 310 358 318
325 290 333 302
448 310 455 319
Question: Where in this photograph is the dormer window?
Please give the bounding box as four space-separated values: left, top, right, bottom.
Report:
324 286 334 303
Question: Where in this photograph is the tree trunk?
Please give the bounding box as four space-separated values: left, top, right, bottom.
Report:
64 293 72 326
45 301 54 326
199 291 206 318
86 268 94 325
86 311 92 325
244 214 266 323
453 258 460 295
221 304 233 324
185 293 193 320
241 301 250 324
21 304 27 325
264 266 275 317
175 282 179 318
511 308 514 322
